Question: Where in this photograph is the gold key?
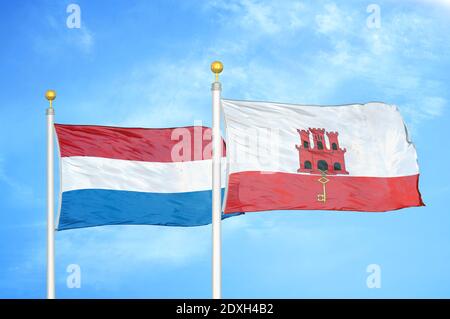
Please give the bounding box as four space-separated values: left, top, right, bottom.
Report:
317 170 329 203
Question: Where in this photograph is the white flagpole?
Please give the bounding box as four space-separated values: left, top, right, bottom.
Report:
211 61 223 299
45 90 56 299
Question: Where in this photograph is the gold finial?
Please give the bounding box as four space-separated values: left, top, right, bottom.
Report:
45 90 56 108
211 61 223 82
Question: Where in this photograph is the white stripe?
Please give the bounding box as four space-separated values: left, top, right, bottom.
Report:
222 100 419 177
61 156 227 193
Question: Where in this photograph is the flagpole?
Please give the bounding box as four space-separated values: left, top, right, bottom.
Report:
211 61 223 299
45 90 56 299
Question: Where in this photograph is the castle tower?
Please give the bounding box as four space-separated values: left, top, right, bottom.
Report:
326 131 348 174
296 129 313 172
326 131 340 151
298 129 310 149
309 128 326 150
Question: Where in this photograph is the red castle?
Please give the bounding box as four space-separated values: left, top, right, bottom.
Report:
295 128 349 175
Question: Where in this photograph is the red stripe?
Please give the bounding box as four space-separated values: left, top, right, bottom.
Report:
224 171 424 213
55 124 226 162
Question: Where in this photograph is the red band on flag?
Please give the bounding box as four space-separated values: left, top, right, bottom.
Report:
55 124 226 162
224 171 424 213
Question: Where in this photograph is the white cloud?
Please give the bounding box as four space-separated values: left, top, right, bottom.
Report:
87 1 447 131
402 96 447 128
32 14 94 56
57 226 210 267
417 0 450 9
423 96 447 117
315 3 352 35
205 0 306 36
75 27 94 53
119 58 212 127
0 156 37 207
53 217 253 288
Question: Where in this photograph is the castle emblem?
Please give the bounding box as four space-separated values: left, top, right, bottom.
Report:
295 128 349 203
295 128 349 175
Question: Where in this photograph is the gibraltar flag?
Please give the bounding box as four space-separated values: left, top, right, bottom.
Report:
222 100 424 214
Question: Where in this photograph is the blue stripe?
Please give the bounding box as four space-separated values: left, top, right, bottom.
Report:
57 189 240 230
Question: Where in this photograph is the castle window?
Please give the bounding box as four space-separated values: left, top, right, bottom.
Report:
332 143 338 150
334 162 342 171
304 161 312 169
317 160 328 171
303 141 309 148
317 141 324 150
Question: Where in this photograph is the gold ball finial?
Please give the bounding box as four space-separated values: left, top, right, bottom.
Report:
45 90 56 109
211 61 223 74
211 61 223 81
45 90 56 101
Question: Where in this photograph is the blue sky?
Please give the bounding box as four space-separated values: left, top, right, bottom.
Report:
1 0 450 298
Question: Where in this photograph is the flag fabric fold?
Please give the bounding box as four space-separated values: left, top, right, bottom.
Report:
55 124 236 230
221 99 424 214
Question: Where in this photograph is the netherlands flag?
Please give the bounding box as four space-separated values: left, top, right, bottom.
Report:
222 100 424 214
55 124 236 230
